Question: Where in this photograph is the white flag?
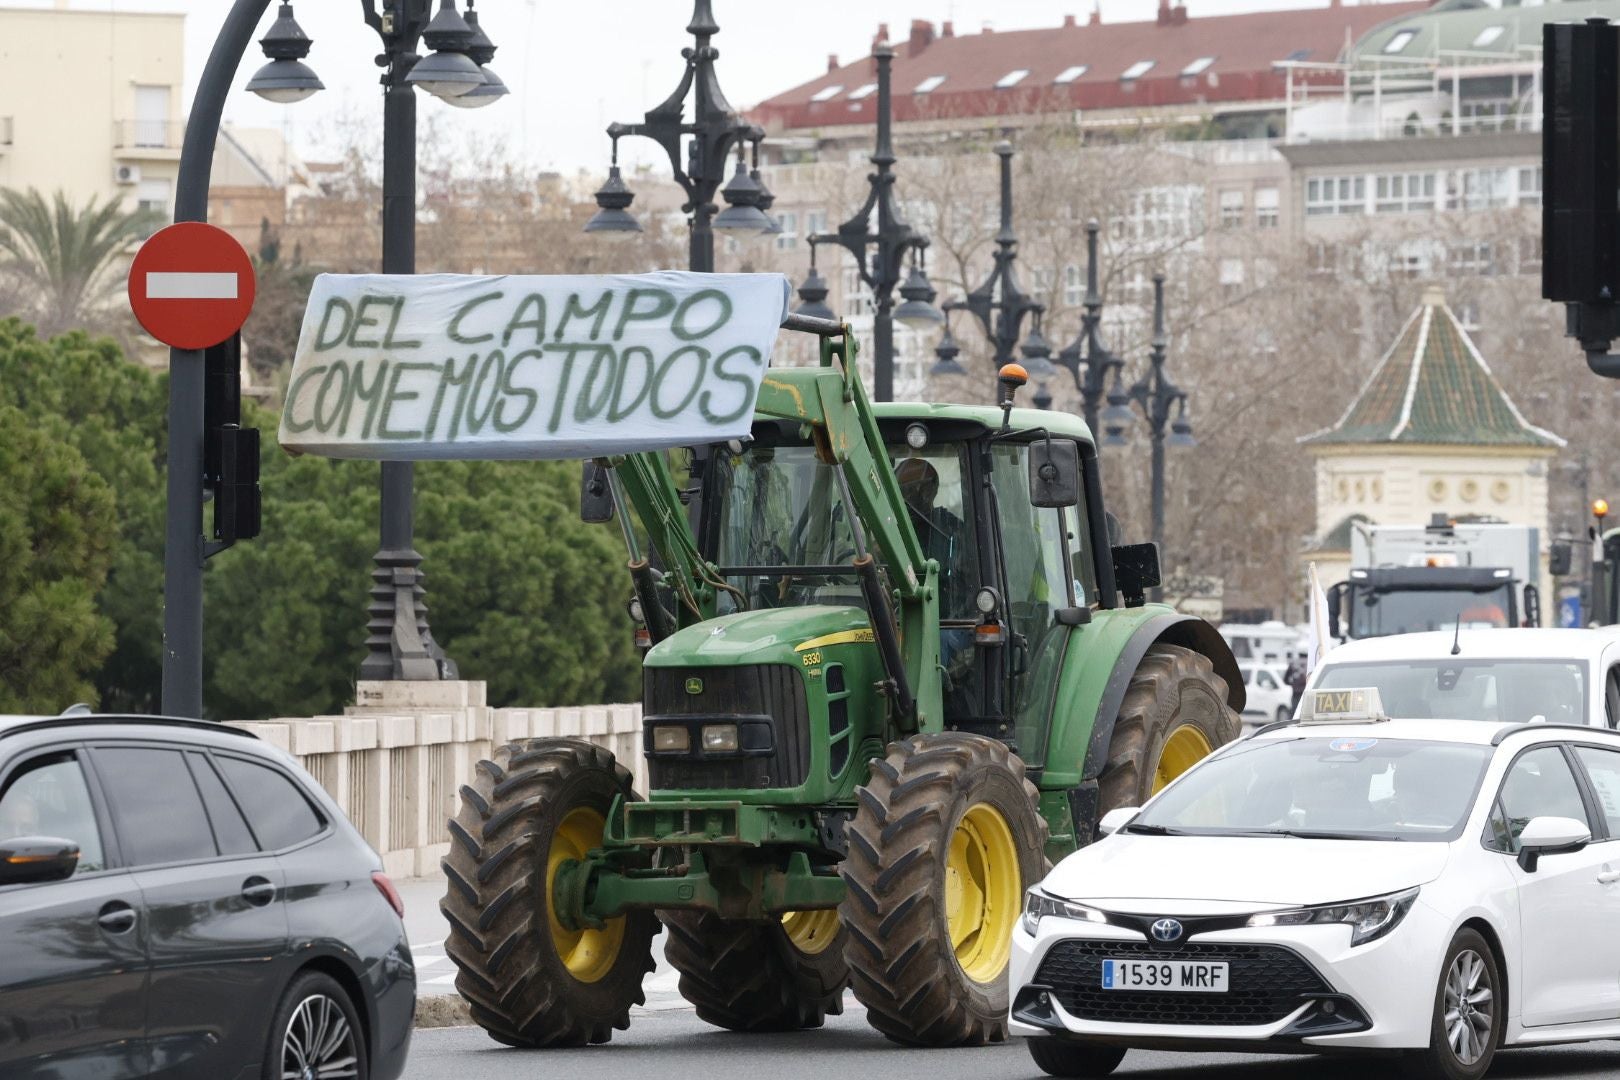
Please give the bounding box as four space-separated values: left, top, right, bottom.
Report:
1305 562 1331 676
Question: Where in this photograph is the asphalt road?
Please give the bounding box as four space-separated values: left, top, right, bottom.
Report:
402 1006 1620 1080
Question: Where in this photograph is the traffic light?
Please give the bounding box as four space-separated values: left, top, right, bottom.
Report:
1544 19 1620 370
204 333 261 542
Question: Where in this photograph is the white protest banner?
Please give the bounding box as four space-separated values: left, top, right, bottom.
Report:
278 270 791 460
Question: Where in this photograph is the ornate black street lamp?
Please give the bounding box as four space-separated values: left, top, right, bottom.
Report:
584 1 768 271
1054 220 1134 438
1106 272 1196 602
794 44 941 402
934 142 1053 403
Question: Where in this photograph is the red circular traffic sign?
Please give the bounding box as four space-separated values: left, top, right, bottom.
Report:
128 222 257 350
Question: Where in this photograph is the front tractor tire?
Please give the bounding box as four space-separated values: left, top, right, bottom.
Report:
442 738 657 1048
840 733 1047 1046
662 908 849 1031
1099 644 1241 812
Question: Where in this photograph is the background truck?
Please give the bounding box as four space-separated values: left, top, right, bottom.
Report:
1329 516 1543 640
441 320 1243 1050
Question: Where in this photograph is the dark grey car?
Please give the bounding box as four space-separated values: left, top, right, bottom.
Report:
0 713 415 1079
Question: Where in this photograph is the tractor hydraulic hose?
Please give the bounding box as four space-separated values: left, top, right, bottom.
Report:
628 558 675 644
855 553 915 720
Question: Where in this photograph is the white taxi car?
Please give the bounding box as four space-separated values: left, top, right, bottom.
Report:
1011 688 1620 1079
1309 627 1620 728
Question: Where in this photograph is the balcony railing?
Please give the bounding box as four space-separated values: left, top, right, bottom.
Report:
113 119 183 151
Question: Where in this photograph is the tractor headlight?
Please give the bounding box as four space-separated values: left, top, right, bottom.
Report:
1021 889 1108 936
975 587 1001 616
652 726 690 752
627 596 646 625
701 724 739 752
905 423 929 449
1246 887 1419 946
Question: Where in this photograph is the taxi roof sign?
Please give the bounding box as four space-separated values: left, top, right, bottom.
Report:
1300 687 1389 725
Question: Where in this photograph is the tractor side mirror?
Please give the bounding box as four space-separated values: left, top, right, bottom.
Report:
1111 543 1160 607
1525 584 1542 628
1549 541 1573 578
580 461 615 524
1029 440 1080 508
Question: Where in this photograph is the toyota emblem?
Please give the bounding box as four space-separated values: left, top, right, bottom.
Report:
1150 918 1184 943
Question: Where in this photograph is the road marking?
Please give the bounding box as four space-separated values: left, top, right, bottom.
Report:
146 271 238 299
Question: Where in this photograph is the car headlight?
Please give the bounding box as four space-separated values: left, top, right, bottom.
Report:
1246 887 1419 946
1021 889 1109 936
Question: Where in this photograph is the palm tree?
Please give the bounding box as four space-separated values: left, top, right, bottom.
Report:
0 187 162 338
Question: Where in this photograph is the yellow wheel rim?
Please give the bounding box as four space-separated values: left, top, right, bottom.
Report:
1153 725 1213 794
945 803 1021 985
545 807 624 983
781 909 840 955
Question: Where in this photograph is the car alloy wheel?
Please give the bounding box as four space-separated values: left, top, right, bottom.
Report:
1444 948 1493 1066
281 992 360 1080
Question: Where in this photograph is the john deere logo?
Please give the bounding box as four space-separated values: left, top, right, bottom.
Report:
685 677 703 695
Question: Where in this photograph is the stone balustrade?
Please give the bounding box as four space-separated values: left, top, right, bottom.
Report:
228 682 644 879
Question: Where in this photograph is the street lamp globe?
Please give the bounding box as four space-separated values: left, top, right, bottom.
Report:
584 165 643 236
930 324 968 378
442 2 508 109
713 156 773 234
1168 398 1197 449
1019 319 1058 379
1101 423 1130 449
1102 376 1136 428
405 0 485 100
793 260 837 322
245 2 323 104
894 264 946 331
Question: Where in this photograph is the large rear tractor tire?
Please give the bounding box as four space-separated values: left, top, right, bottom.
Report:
441 738 657 1048
840 733 1047 1046
662 908 848 1031
1098 644 1241 813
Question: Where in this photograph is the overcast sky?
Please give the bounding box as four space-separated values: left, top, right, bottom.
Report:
27 0 1390 174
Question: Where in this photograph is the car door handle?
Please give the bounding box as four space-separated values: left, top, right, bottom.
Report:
97 901 137 935
1599 870 1620 884
241 877 277 906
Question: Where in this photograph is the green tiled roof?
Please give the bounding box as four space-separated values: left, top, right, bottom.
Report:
1301 288 1561 449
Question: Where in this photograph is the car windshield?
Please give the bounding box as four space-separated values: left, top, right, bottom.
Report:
1315 660 1588 725
1128 737 1492 841
1351 585 1512 637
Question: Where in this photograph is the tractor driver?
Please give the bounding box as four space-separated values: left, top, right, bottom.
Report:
897 457 977 716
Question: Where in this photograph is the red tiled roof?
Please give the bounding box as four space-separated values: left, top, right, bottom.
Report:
750 2 1432 131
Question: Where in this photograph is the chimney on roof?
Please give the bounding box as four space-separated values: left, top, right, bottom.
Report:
1063 14 1076 28
908 19 935 57
942 20 954 37
1090 2 1101 26
874 22 889 48
1173 4 1188 25
827 53 839 73
1158 0 1171 24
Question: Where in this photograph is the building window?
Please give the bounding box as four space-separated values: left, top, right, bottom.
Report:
1518 166 1543 208
1305 175 1366 216
1458 100 1512 134
1114 185 1204 243
995 69 1030 89
848 83 878 100
1448 241 1496 277
806 210 827 238
1454 167 1511 210
1121 60 1156 81
1064 264 1084 307
810 85 844 102
914 74 946 94
1255 186 1279 228
841 266 873 317
133 84 171 148
1518 235 1543 275
1218 189 1245 228
1455 300 1481 330
1374 172 1437 213
1054 64 1088 84
1472 25 1504 49
136 177 172 216
1181 56 1216 77
1219 257 1245 295
1384 29 1417 54
775 211 798 251
1389 240 1431 280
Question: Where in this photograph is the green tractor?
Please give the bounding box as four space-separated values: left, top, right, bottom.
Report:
441 320 1243 1048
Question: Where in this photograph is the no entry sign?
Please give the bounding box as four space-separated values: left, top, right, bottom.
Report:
128 222 257 350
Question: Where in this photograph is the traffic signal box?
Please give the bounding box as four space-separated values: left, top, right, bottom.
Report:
1544 19 1620 365
204 333 262 542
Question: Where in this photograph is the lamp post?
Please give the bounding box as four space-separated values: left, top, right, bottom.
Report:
1106 272 1195 602
793 44 942 402
584 0 769 271
160 0 502 712
933 142 1052 403
1054 220 1133 439
249 0 507 684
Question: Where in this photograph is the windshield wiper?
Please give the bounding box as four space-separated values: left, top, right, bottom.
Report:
1228 828 1400 841
1119 823 1185 835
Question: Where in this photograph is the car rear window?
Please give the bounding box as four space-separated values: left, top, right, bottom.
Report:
187 752 258 855
216 756 325 850
1316 659 1588 725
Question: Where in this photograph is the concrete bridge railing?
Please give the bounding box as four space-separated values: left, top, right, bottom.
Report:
229 682 644 879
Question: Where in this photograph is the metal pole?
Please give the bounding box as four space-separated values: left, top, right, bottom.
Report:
691 202 714 273
161 0 272 717
872 48 896 401
873 299 895 401
361 17 450 681
1150 425 1166 604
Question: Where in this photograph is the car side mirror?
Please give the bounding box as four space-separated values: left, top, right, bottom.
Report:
1111 543 1161 607
1516 815 1592 872
1098 807 1139 837
1029 440 1080 508
580 461 615 524
0 837 80 886
1327 582 1347 640
1524 583 1542 628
